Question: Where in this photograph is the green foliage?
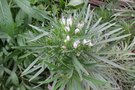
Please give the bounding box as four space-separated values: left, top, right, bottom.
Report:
0 0 14 36
0 0 135 90
14 0 49 21
13 3 134 90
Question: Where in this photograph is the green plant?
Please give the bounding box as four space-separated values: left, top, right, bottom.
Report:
111 0 135 44
1 0 135 90
0 0 50 89
13 3 135 90
94 6 113 22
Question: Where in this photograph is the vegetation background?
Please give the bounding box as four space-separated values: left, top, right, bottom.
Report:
0 0 135 90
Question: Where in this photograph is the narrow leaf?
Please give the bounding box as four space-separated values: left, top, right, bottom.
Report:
22 55 42 76
29 66 45 81
96 34 130 45
90 54 125 70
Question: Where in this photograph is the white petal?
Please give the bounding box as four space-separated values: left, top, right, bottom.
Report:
88 42 93 46
73 43 78 49
67 16 73 26
83 39 88 45
61 16 66 25
75 28 80 34
73 40 80 49
65 26 70 32
66 35 70 41
83 39 93 46
77 22 84 29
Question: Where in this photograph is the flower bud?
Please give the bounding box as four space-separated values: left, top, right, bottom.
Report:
73 40 80 49
75 28 80 34
65 26 70 32
77 22 84 29
61 16 66 25
83 39 88 45
83 39 93 46
64 35 70 43
67 16 73 26
66 35 70 41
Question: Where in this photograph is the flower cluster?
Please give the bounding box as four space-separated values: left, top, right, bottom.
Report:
61 15 93 49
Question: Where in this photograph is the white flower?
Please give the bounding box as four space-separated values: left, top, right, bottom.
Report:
83 39 93 46
66 35 70 41
61 16 66 25
83 39 88 45
77 22 84 29
67 16 73 26
61 45 66 49
75 28 80 34
65 26 70 32
64 35 70 42
88 41 93 46
73 40 80 49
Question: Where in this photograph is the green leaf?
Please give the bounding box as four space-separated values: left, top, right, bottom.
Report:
19 52 32 59
96 34 130 45
67 75 83 90
0 0 14 36
22 55 42 76
11 72 19 86
73 56 89 75
72 56 89 81
68 0 84 7
29 65 45 81
53 80 66 90
91 18 102 30
19 83 26 90
85 4 91 23
12 46 58 50
30 0 38 4
90 54 125 70
28 24 50 42
10 87 14 90
100 28 122 38
4 67 12 75
27 33 49 42
0 65 4 79
59 80 68 90
29 24 48 33
21 65 41 76
37 75 58 85
83 75 107 85
14 0 49 21
73 64 82 81
15 10 27 26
